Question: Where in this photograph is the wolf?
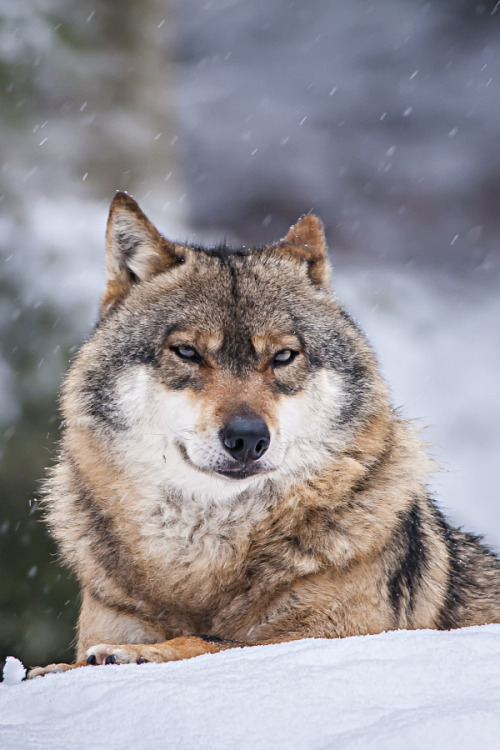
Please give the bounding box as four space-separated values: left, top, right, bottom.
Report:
28 192 500 677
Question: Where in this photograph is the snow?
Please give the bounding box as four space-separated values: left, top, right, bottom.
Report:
2 626 500 750
1 658 25 686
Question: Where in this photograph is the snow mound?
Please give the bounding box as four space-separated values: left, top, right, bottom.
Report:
1 626 499 750
1 658 25 686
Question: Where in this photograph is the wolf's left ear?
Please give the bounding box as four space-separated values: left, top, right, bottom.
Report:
101 192 181 315
277 215 330 287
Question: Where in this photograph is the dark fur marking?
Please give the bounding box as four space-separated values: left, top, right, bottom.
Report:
424 501 500 630
128 270 140 284
80 370 127 429
67 459 142 601
284 535 301 550
112 345 157 368
337 358 368 425
431 503 472 630
81 345 157 427
163 373 197 391
387 502 426 618
189 242 256 259
272 380 303 396
350 426 395 496
194 634 240 645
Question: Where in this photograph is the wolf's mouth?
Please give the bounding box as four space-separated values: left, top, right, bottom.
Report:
212 464 266 480
176 441 271 481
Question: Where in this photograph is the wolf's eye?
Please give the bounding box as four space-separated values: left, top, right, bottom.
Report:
171 345 202 364
272 349 297 367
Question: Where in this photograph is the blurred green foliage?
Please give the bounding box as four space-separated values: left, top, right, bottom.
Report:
0 277 80 672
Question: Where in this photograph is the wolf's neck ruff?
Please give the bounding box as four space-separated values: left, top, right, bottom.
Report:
31 192 499 678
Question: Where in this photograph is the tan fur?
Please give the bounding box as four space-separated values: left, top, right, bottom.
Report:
28 193 500 677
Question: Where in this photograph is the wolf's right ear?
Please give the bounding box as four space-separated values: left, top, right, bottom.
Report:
101 192 181 316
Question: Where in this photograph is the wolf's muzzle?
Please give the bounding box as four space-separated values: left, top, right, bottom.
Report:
220 415 270 463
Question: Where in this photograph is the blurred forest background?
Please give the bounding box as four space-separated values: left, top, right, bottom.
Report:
1 0 499 672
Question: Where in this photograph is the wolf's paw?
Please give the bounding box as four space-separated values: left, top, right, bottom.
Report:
84 636 222 666
85 643 156 665
27 662 76 679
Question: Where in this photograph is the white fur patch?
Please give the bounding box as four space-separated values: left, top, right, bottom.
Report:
114 366 259 502
272 368 346 480
113 365 347 500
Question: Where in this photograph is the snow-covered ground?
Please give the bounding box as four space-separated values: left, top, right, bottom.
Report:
2 626 500 749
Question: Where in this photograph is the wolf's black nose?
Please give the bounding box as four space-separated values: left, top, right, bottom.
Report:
221 416 270 462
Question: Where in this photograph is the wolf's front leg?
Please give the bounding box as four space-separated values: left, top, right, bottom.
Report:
27 636 237 677
27 636 239 677
83 635 238 666
27 590 169 678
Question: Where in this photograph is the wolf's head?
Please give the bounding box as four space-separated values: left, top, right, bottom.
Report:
63 193 388 501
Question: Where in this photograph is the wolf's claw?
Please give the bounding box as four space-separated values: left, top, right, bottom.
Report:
84 644 140 665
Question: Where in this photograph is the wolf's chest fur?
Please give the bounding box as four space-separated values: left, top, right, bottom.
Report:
133 482 273 595
43 192 500 658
